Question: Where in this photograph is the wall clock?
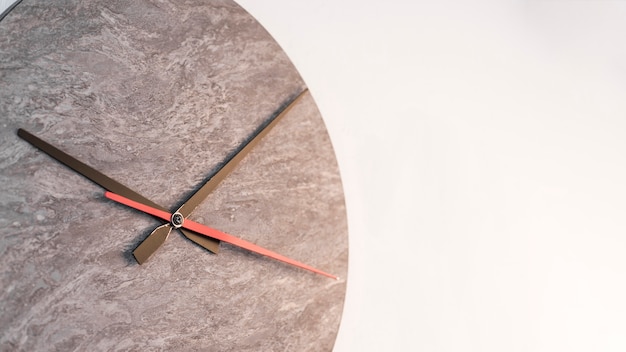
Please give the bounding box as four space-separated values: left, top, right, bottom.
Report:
0 1 348 351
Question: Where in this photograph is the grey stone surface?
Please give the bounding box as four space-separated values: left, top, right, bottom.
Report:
0 1 348 351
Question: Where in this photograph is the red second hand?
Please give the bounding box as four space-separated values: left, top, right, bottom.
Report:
105 191 337 279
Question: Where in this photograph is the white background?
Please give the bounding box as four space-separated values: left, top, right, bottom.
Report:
4 1 626 351
0 0 14 16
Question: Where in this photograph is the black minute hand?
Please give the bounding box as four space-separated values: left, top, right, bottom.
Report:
16 128 220 255
133 89 309 263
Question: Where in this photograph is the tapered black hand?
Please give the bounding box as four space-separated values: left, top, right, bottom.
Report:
133 89 309 263
16 128 220 254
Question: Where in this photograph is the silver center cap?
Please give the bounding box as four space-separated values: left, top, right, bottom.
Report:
171 212 184 229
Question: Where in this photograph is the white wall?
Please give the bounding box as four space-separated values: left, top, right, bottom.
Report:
236 1 626 351
0 0 15 16
4 1 626 351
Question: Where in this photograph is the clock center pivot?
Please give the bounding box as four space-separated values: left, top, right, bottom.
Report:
171 212 184 229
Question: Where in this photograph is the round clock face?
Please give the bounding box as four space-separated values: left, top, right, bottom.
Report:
0 1 348 351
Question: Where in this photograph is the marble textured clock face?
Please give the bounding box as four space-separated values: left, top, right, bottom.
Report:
0 1 348 351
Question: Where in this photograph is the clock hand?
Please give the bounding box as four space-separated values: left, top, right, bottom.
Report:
106 191 337 279
16 128 220 254
134 89 309 263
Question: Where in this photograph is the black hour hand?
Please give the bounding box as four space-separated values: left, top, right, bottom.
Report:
133 89 309 263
